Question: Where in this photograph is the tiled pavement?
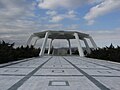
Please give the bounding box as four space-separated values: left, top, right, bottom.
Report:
0 56 120 90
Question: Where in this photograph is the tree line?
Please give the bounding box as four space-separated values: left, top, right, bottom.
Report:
0 40 120 64
86 44 120 63
0 41 40 64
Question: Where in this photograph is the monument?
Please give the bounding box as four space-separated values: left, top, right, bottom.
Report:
27 30 97 56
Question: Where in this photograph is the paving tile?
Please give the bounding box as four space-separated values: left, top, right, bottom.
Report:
0 76 24 90
34 68 82 75
81 69 120 76
0 68 34 75
94 77 120 90
18 77 100 90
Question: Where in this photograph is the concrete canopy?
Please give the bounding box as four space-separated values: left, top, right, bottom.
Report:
27 30 97 57
33 30 90 39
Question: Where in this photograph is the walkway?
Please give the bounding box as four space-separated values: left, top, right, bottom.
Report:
0 56 120 90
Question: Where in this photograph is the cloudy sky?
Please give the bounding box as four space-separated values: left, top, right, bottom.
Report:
0 0 120 47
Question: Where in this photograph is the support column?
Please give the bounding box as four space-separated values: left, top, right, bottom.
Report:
26 34 34 46
39 32 49 56
67 39 72 55
89 36 97 49
74 33 84 56
83 38 91 54
33 38 39 46
48 39 53 55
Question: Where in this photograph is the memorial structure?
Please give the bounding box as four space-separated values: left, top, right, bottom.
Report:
27 30 97 56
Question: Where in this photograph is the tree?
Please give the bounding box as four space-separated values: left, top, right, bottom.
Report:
0 40 40 64
86 44 120 63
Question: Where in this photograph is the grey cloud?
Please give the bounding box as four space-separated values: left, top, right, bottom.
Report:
85 29 120 47
38 0 101 10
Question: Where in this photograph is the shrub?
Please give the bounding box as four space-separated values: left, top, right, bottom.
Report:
0 40 40 64
86 44 120 63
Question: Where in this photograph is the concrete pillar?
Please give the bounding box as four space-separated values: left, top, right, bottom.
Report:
83 38 91 54
89 36 97 49
33 38 39 46
48 39 53 55
26 34 34 46
39 32 49 56
67 39 72 55
74 33 84 56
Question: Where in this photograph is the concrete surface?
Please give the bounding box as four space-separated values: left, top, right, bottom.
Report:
0 56 120 90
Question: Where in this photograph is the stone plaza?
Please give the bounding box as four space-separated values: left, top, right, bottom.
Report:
0 56 120 90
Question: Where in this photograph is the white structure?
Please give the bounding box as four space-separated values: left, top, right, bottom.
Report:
27 30 97 57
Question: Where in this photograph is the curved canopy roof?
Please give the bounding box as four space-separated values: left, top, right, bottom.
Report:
33 30 90 39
